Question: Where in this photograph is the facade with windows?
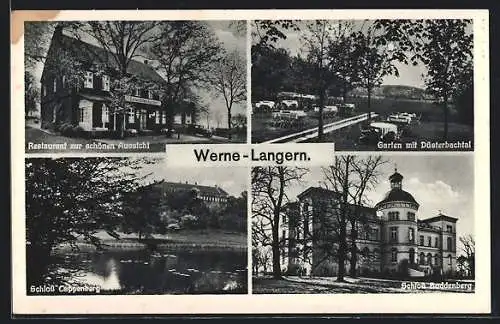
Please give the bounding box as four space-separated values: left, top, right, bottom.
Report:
281 169 458 277
156 181 229 208
40 25 192 136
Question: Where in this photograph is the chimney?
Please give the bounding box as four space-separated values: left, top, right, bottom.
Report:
195 182 198 185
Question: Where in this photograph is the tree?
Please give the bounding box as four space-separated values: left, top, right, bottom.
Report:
251 20 300 58
325 21 364 103
459 234 475 277
320 155 386 281
121 181 165 239
148 21 222 136
211 50 246 138
25 157 157 286
251 47 292 100
251 166 308 278
421 20 473 139
373 19 473 138
356 25 400 120
25 71 39 116
301 20 332 141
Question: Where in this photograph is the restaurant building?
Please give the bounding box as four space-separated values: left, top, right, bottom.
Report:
40 25 192 137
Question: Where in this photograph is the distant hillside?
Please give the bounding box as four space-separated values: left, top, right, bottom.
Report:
350 85 433 100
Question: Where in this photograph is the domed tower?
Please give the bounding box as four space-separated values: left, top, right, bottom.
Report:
375 168 420 274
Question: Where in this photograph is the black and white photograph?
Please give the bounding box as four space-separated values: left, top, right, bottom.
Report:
26 158 248 295
251 20 474 151
25 20 247 153
252 155 475 293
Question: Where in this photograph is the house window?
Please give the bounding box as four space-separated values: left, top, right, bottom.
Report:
427 253 432 265
373 228 379 240
53 78 57 92
128 108 135 123
282 230 286 240
407 212 415 221
427 237 431 247
134 88 139 96
148 90 154 99
79 106 90 123
446 225 453 233
408 228 414 243
419 235 424 246
282 214 286 224
388 211 399 221
434 237 439 248
391 249 398 262
155 110 160 124
447 237 452 251
84 71 93 88
419 252 425 265
102 75 110 91
101 104 109 124
62 75 66 88
434 254 439 266
448 254 452 265
390 227 398 242
161 111 166 124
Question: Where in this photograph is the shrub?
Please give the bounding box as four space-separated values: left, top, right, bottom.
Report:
72 126 84 137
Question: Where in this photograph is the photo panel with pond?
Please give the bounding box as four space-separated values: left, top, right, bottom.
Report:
251 20 474 151
25 157 248 295
25 20 248 153
251 154 475 294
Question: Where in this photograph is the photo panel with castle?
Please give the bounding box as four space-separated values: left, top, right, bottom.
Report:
252 154 474 293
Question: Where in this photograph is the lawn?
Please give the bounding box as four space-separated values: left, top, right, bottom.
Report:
93 229 247 249
253 276 475 294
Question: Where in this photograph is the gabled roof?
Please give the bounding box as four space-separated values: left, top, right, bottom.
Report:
297 186 342 200
159 181 229 198
46 30 165 84
420 213 458 224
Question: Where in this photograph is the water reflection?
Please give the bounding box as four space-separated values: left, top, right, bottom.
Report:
58 250 247 294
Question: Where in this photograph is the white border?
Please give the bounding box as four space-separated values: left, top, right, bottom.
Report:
11 9 490 314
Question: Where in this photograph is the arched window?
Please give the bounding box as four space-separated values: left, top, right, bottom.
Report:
434 254 439 267
419 252 425 265
391 249 398 263
426 253 432 265
409 248 415 264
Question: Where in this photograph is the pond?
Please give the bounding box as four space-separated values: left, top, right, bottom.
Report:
36 249 247 295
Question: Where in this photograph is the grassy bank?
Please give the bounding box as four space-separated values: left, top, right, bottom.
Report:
54 229 247 253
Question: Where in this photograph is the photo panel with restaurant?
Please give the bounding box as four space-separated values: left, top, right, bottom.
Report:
25 20 248 153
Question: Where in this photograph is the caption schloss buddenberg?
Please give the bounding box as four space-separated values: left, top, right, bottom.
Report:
194 148 311 164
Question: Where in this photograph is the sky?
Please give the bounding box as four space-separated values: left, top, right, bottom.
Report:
283 154 475 254
252 20 472 89
26 21 247 128
136 158 248 197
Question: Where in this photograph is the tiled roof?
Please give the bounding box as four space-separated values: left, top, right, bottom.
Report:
57 33 165 84
159 181 229 197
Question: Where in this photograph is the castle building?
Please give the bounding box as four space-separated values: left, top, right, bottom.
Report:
281 169 457 277
40 25 192 137
156 181 229 206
